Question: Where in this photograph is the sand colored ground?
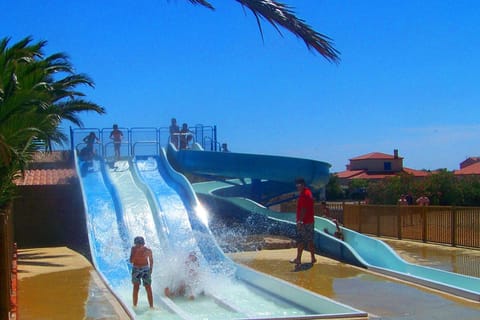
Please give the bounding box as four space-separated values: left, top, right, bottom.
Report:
17 247 129 320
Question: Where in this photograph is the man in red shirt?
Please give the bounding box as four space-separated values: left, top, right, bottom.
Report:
290 178 317 267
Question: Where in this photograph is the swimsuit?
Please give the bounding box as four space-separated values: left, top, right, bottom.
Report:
132 265 152 286
297 223 314 244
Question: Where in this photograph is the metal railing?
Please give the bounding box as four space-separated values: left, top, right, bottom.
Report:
71 125 219 158
343 204 480 249
170 132 195 150
131 141 160 156
203 136 221 152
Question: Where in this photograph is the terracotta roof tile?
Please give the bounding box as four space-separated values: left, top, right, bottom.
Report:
455 162 480 175
335 168 430 180
14 169 77 186
350 152 403 161
335 170 365 179
403 167 430 177
459 157 480 169
351 172 397 180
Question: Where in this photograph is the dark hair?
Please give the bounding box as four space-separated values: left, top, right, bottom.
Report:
295 178 306 185
113 124 118 129
134 236 145 245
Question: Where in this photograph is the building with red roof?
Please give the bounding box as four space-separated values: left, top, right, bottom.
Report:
459 157 480 169
13 151 76 186
455 158 480 176
335 149 430 185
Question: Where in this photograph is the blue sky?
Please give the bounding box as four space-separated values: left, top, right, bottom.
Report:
3 1 480 172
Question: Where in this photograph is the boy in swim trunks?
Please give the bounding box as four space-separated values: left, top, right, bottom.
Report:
130 236 154 308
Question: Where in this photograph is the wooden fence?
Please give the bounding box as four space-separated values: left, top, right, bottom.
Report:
343 204 480 249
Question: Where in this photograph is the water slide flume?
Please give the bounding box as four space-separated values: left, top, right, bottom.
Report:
207 192 480 301
75 149 367 319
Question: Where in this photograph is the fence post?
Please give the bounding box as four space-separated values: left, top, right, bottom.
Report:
422 207 427 243
376 208 381 237
358 204 363 234
451 206 457 247
397 205 402 240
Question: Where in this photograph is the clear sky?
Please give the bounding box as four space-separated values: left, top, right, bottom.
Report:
3 1 480 172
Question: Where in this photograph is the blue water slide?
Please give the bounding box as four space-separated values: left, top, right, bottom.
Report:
167 144 331 192
168 148 480 302
76 150 368 319
74 155 135 318
133 154 227 267
132 151 368 319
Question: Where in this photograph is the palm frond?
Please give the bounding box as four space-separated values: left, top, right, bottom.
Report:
186 0 339 62
0 134 12 166
0 36 107 205
187 0 215 10
47 99 106 128
235 0 339 62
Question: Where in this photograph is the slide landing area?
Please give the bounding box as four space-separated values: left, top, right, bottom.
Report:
194 179 480 303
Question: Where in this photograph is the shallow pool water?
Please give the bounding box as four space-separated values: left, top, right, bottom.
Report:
382 238 480 278
230 248 480 320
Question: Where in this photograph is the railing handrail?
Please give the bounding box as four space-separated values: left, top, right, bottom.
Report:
202 136 221 151
71 125 219 156
130 126 158 131
103 141 131 158
131 141 160 156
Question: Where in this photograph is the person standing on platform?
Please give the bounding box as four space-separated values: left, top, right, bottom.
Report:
82 131 99 161
169 118 180 149
179 123 193 149
109 124 123 160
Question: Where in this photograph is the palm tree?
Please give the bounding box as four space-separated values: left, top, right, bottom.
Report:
0 36 105 207
187 0 340 63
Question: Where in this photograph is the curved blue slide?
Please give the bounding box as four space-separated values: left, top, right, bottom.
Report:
75 150 367 319
168 147 480 302
167 144 331 192
199 192 480 302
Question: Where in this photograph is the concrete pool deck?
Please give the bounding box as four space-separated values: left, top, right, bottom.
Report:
16 242 480 320
17 247 129 320
229 248 480 320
